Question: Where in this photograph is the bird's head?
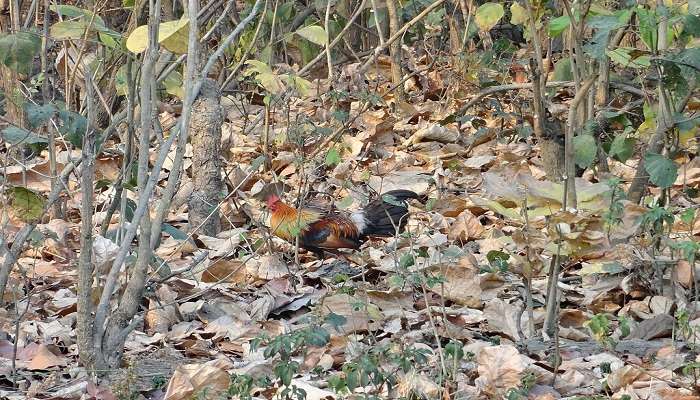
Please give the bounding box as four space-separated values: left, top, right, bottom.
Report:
266 194 282 211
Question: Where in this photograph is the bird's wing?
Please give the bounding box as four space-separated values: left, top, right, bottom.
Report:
301 214 361 250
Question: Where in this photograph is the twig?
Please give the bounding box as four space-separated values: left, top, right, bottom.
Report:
563 76 597 209
357 0 446 74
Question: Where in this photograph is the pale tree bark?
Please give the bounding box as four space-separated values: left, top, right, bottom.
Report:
384 0 404 100
0 0 25 131
77 67 97 372
188 78 224 236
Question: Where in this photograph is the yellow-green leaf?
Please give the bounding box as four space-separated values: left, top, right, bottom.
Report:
126 18 190 54
244 60 284 93
162 70 184 99
510 3 527 25
475 3 504 31
296 25 328 46
10 187 45 222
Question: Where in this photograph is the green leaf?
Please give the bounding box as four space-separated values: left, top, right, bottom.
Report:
510 3 527 25
162 70 184 99
685 15 700 37
637 7 657 50
58 109 89 148
10 186 45 221
606 47 650 69
325 147 342 166
244 60 284 93
553 57 573 81
98 31 121 49
296 25 328 46
162 223 189 240
573 135 596 168
644 153 678 189
1 126 48 144
50 20 92 40
324 312 347 329
548 15 570 37
25 103 57 128
115 65 129 96
49 4 106 27
126 18 189 54
399 252 414 268
475 3 504 31
680 208 696 226
486 250 509 263
304 326 330 346
0 31 41 74
608 135 635 162
290 75 312 96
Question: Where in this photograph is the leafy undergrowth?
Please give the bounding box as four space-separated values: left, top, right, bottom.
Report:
2 50 700 400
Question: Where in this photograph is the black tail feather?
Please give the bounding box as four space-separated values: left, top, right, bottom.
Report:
362 190 419 236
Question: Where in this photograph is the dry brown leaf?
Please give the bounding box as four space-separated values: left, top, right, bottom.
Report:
484 298 524 340
247 254 289 280
427 255 481 307
164 361 230 400
397 370 440 398
403 124 459 146
606 365 647 392
448 209 485 242
320 294 377 334
202 258 248 283
368 171 432 195
475 345 527 396
26 344 66 370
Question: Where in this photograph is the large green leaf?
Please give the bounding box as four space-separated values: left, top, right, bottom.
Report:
510 3 527 25
244 60 284 94
10 186 46 222
475 3 504 31
606 47 650 69
0 32 41 74
637 7 657 50
1 126 48 144
608 135 635 162
58 109 88 148
25 103 57 128
162 70 184 99
573 135 596 168
553 57 573 81
50 20 91 40
126 18 189 54
49 4 106 27
296 25 327 46
548 15 570 37
685 15 700 37
644 153 677 189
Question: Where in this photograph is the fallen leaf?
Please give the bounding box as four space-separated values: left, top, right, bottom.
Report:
475 345 527 396
26 344 66 370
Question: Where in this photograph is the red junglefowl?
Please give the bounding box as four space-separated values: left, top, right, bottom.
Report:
266 190 419 258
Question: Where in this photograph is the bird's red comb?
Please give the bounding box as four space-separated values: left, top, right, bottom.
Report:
266 194 280 208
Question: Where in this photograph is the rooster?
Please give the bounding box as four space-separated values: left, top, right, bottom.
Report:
266 190 419 258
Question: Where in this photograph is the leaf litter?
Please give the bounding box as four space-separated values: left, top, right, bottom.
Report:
1 42 699 400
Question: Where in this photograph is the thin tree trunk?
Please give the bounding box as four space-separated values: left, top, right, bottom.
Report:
77 66 97 372
188 78 224 236
385 0 404 100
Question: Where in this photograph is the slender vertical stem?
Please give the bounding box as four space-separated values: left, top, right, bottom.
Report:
324 0 333 81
